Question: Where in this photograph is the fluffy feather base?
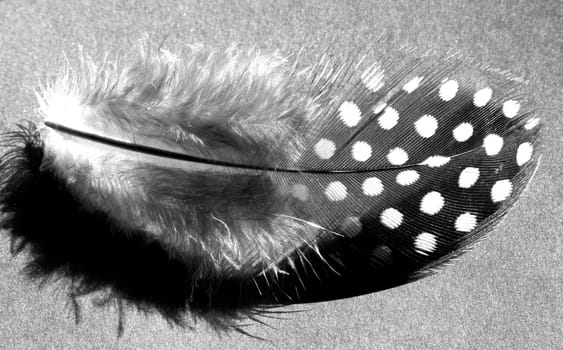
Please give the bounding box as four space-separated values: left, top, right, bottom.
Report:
0 125 274 335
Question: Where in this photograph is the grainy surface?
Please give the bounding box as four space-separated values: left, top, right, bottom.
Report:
0 1 561 349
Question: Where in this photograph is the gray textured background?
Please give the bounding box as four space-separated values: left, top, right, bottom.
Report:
0 0 561 349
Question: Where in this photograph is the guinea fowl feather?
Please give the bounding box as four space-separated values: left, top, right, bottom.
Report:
0 42 541 335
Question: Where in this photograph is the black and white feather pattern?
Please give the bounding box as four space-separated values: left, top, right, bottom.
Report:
0 43 541 334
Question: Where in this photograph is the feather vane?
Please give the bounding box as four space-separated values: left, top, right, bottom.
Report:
0 42 541 333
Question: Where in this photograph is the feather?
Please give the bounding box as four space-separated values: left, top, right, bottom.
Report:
0 42 541 334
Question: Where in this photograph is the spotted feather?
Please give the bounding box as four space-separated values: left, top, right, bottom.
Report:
248 56 540 303
0 43 540 334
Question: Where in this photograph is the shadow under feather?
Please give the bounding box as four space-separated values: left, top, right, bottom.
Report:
0 124 265 335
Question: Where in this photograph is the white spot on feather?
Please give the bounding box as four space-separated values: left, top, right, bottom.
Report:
473 87 492 107
396 170 419 186
361 65 385 92
458 167 480 188
338 101 362 127
314 138 336 159
439 80 458 101
373 102 387 115
403 76 423 93
378 106 399 130
453 123 473 142
491 179 512 203
420 191 444 215
352 141 372 162
387 147 409 165
380 208 403 229
516 142 533 166
340 216 363 238
415 232 437 255
415 115 438 138
422 155 450 167
525 118 540 130
325 181 348 201
455 212 477 232
362 177 383 196
483 134 503 156
503 100 520 118
370 245 393 266
290 184 309 201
